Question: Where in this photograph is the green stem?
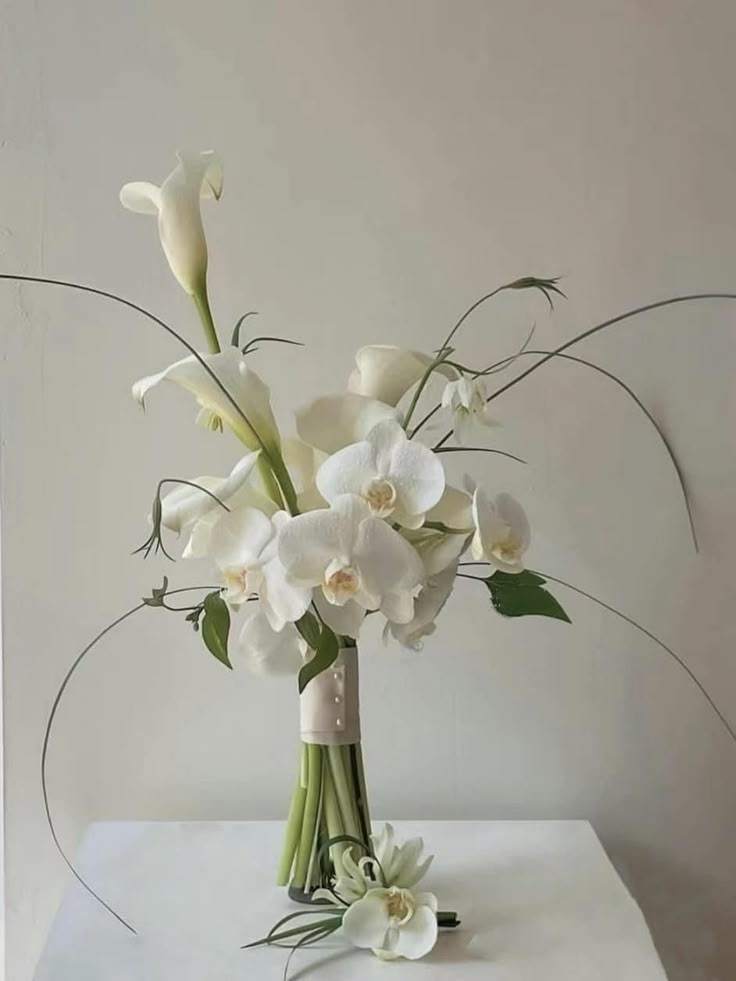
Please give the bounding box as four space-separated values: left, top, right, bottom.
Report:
304 759 326 891
277 748 308 886
192 284 220 353
327 745 360 840
322 760 347 879
353 743 372 841
293 744 323 889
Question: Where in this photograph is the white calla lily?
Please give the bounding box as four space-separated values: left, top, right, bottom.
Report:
159 451 261 536
120 150 222 300
206 506 311 630
278 494 424 625
133 347 281 453
316 420 445 529
441 376 497 444
471 489 530 572
343 886 438 961
237 609 308 676
385 561 457 650
348 345 456 407
296 393 400 455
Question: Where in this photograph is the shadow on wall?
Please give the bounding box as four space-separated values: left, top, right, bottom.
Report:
608 839 736 981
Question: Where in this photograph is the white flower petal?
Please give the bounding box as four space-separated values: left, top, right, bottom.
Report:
278 495 370 584
342 890 392 951
133 347 281 452
316 420 444 526
121 151 222 295
392 905 438 960
355 513 424 596
496 492 531 551
387 561 457 648
472 488 530 572
160 452 261 534
119 181 161 215
312 590 366 637
208 506 274 569
348 345 456 407
237 611 307 676
316 441 377 504
296 393 400 455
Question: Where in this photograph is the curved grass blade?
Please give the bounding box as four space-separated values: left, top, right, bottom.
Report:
41 586 218 935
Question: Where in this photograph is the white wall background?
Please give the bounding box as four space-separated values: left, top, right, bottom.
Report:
2 1 736 978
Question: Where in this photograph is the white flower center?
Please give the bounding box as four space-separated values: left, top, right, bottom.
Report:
323 563 360 605
385 887 415 925
223 566 250 598
491 530 522 563
363 477 397 515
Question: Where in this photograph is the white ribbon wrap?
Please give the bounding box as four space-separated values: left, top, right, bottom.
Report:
300 645 360 745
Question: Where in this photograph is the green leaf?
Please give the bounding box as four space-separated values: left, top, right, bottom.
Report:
201 591 232 668
295 611 321 651
298 625 339 693
485 570 571 622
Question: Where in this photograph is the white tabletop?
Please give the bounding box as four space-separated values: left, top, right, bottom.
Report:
33 820 668 980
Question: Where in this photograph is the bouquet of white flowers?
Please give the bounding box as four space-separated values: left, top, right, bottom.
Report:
8 149 733 973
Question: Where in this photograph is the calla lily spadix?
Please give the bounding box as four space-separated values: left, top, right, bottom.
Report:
441 375 498 444
133 347 281 455
237 610 308 676
120 151 223 352
278 494 424 625
295 392 400 455
348 345 457 407
471 488 530 572
316 419 445 529
159 451 261 536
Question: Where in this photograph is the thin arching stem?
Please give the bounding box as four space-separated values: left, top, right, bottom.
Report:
457 565 736 747
0 274 296 511
435 446 527 464
41 585 219 935
433 292 736 450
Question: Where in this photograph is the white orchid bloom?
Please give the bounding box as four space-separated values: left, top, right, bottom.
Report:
159 451 261 536
206 507 311 630
236 609 308 676
348 345 456 407
316 420 445 529
133 347 281 454
278 494 424 625
441 376 497 444
296 393 400 455
343 886 438 961
471 489 530 572
120 150 222 299
384 561 457 650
